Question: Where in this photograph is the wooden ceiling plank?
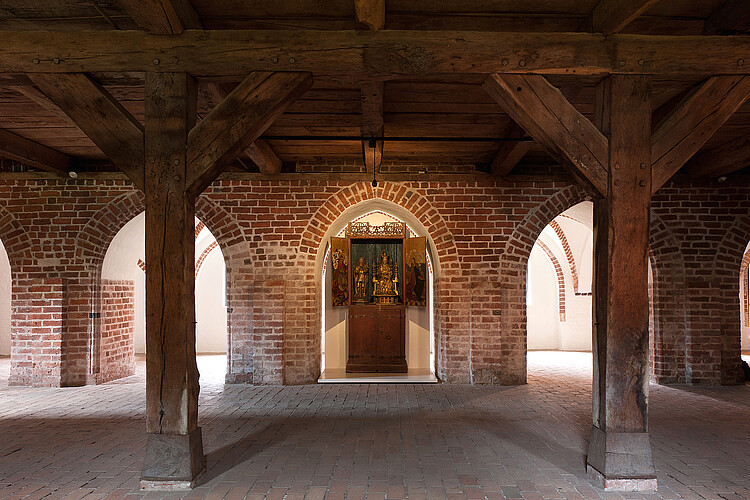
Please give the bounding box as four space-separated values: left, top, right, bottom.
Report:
207 82 283 175
361 81 383 174
187 72 312 195
354 0 385 30
592 0 662 35
490 124 532 177
703 0 750 35
651 76 750 193
685 135 750 178
0 128 72 174
27 73 145 190
9 85 76 126
483 73 609 196
119 0 202 34
2 31 750 77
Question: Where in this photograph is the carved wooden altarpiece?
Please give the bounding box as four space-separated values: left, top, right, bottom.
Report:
331 222 426 373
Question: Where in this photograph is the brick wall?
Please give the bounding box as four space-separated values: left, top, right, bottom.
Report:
0 175 748 386
98 279 135 384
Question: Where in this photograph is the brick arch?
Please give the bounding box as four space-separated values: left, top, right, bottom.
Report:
649 210 688 384
712 215 750 384
535 240 566 322
299 182 459 271
548 219 580 293
196 196 248 261
741 243 750 329
498 183 590 382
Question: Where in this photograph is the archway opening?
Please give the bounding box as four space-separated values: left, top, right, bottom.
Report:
320 209 436 382
741 241 750 369
100 212 228 385
0 238 10 384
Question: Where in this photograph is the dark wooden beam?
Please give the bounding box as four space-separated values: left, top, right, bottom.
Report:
355 0 385 30
592 0 661 35
207 82 283 175
9 85 75 126
483 73 608 196
142 71 204 485
361 81 384 174
2 31 750 77
685 135 750 178
0 128 72 174
651 76 750 193
490 124 531 177
703 0 750 35
119 0 202 34
187 72 312 195
28 73 145 191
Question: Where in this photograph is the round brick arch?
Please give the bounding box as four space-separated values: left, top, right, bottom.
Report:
499 183 591 382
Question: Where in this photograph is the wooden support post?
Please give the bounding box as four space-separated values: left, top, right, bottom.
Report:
141 72 204 489
588 75 656 492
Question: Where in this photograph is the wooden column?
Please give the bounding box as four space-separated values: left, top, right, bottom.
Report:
587 75 656 491
141 72 204 488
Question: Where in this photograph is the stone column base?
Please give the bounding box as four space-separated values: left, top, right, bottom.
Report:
141 427 205 490
586 426 657 491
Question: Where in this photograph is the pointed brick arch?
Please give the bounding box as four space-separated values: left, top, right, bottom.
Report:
499 183 591 382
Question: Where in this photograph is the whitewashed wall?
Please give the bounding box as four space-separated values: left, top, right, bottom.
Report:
0 239 10 356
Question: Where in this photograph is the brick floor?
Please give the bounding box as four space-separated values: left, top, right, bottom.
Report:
0 352 748 499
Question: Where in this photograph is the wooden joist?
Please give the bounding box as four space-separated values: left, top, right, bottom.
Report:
483 73 608 196
490 124 531 177
703 0 750 35
0 128 72 174
361 81 384 174
2 31 750 76
592 0 661 35
684 135 750 178
355 0 385 30
207 82 282 175
119 0 202 34
651 76 750 193
28 73 145 190
187 72 312 195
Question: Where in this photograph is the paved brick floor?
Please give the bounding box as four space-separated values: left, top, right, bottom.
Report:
0 352 749 500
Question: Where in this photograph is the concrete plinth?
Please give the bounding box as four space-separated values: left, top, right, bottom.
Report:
141 427 205 490
586 426 657 491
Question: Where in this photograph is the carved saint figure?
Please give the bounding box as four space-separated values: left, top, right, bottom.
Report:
353 257 369 302
372 249 398 297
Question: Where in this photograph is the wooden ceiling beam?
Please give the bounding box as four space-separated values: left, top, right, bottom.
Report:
207 82 282 175
592 0 661 35
27 73 145 191
483 74 609 196
0 128 72 175
355 0 385 30
490 124 532 177
703 0 750 35
119 0 202 34
684 135 750 178
651 76 750 193
187 72 312 195
2 31 750 77
361 81 383 174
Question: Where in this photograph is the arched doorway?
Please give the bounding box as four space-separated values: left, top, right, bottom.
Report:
0 238 10 383
319 208 437 382
100 213 228 384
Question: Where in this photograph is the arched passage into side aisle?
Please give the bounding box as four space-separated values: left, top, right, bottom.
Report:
0 237 10 381
300 182 461 383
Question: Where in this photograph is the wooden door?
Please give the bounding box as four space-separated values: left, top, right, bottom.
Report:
377 305 407 372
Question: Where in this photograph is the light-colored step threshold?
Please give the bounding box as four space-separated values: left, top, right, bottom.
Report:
318 368 439 384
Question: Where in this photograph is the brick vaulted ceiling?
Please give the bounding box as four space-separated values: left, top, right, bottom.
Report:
0 0 748 182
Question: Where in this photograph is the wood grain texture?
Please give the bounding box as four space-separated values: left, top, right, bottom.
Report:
703 0 750 35
685 134 750 178
0 128 72 174
361 81 383 174
592 0 661 35
207 82 282 175
144 71 199 435
355 0 385 30
2 30 749 76
28 73 145 190
483 73 608 196
119 0 202 34
651 76 750 193
187 72 312 195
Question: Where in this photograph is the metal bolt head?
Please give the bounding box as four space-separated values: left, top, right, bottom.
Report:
152 58 160 65
638 59 645 66
32 58 40 64
289 57 296 64
614 163 620 170
272 57 279 63
619 60 626 66
173 175 180 181
739 58 745 66
53 58 60 64
640 163 646 169
502 59 509 66
519 60 526 67
639 180 647 187
173 159 180 166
